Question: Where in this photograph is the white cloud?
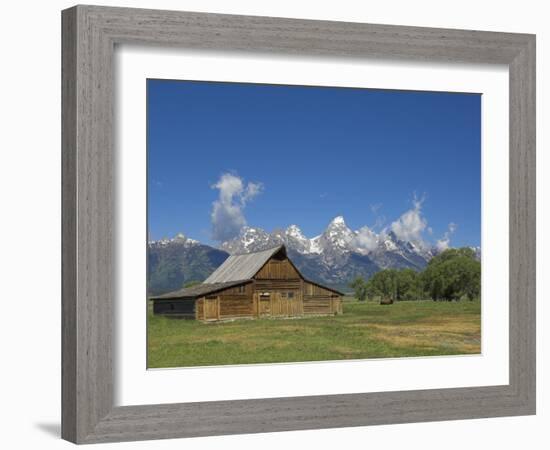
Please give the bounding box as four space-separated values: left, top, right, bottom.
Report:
353 226 379 253
435 222 457 252
435 238 450 252
210 173 263 241
390 194 428 243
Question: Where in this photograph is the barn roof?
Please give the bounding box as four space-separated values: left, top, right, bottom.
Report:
150 280 252 300
204 245 286 283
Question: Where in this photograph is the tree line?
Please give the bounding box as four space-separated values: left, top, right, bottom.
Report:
350 247 481 302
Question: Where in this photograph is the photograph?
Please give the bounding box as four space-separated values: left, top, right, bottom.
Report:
146 79 482 369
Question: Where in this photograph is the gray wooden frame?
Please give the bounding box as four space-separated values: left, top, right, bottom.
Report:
62 4 536 444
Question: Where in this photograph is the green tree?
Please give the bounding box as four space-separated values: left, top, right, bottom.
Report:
422 248 480 301
367 269 397 301
183 280 201 288
395 268 422 300
366 268 423 301
350 276 368 302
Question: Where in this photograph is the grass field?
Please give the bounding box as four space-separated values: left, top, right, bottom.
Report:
147 299 481 368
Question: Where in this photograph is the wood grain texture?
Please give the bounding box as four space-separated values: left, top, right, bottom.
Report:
61 4 536 444
61 7 77 443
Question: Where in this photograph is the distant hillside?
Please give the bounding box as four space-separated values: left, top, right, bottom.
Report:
147 235 228 295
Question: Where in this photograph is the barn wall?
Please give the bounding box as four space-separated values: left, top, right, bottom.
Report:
217 283 253 319
196 298 204 320
304 281 336 296
303 281 343 315
163 271 343 322
253 278 304 318
218 293 254 318
196 283 255 321
201 295 220 321
254 279 301 291
219 283 253 296
255 258 301 280
153 299 195 317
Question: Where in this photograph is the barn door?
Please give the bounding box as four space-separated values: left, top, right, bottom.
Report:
273 292 291 317
288 290 302 316
258 293 271 317
272 292 283 316
204 296 219 321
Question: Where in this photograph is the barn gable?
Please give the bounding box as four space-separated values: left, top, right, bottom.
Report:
204 245 299 283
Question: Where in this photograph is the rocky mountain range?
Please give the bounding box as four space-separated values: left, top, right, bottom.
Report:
148 217 480 295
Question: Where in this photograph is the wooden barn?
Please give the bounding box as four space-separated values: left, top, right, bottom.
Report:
150 245 344 321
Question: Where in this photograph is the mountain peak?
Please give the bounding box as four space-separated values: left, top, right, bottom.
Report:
286 224 303 235
320 216 354 258
148 231 200 248
329 215 346 227
386 230 399 241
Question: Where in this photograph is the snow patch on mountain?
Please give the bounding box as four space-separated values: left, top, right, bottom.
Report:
309 235 322 254
218 216 442 272
149 232 200 248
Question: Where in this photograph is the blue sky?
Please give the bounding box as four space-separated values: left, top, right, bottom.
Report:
147 79 481 248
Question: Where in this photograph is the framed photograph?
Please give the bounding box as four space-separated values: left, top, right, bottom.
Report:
62 5 536 444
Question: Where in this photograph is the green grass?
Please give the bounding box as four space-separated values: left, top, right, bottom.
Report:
147 298 481 368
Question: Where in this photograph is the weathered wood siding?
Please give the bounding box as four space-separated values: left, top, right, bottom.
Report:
203 296 219 321
196 298 204 320
269 291 303 317
219 283 254 319
195 283 255 321
254 273 305 318
218 296 254 318
304 282 335 296
255 258 301 280
255 279 301 291
331 297 343 315
220 283 253 296
257 292 270 316
303 281 343 315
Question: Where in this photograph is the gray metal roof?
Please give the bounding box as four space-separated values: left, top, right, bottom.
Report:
204 245 285 283
150 280 251 300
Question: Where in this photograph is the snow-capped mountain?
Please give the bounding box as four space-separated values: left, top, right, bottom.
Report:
148 232 200 249
220 227 280 254
221 217 354 257
316 216 356 264
221 216 434 270
218 216 438 288
369 230 434 270
147 217 478 294
276 224 317 255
